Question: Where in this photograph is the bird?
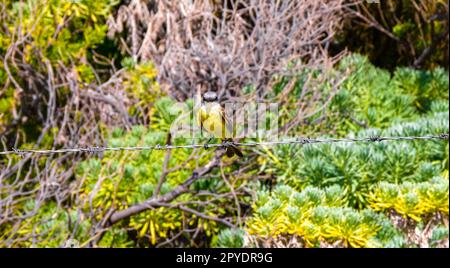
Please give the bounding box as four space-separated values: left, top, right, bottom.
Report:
196 91 243 158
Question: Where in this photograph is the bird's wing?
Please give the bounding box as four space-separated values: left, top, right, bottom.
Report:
197 106 207 139
220 106 234 139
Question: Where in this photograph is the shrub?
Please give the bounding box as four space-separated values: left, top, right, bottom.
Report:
337 0 449 69
368 178 449 221
256 56 449 207
244 185 405 248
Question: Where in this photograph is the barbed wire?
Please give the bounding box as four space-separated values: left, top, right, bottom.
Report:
0 133 448 156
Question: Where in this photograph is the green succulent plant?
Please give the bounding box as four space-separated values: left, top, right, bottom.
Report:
244 184 405 248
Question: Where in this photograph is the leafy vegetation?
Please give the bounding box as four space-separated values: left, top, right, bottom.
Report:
217 56 449 248
245 184 405 248
337 0 449 70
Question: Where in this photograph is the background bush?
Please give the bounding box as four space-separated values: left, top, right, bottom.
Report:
336 0 449 70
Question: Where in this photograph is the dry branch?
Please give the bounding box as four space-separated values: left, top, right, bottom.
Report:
108 0 346 99
108 151 224 225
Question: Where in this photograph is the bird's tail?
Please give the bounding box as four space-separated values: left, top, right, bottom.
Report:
223 139 243 158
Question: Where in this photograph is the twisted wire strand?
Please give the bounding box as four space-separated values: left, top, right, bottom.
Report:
0 133 447 156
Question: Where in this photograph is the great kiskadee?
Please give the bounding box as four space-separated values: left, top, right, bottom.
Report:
197 91 243 158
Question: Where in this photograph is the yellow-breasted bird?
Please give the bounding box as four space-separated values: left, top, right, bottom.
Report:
196 91 243 158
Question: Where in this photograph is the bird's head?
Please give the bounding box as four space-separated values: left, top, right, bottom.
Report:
202 91 218 102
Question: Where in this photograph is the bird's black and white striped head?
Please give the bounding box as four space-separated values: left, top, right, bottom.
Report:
202 91 218 102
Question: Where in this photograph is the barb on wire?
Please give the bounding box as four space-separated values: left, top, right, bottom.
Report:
0 133 448 156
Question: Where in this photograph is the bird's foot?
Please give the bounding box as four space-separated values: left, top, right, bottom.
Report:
203 138 213 150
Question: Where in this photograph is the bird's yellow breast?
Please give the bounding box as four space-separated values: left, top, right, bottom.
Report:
197 103 231 139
